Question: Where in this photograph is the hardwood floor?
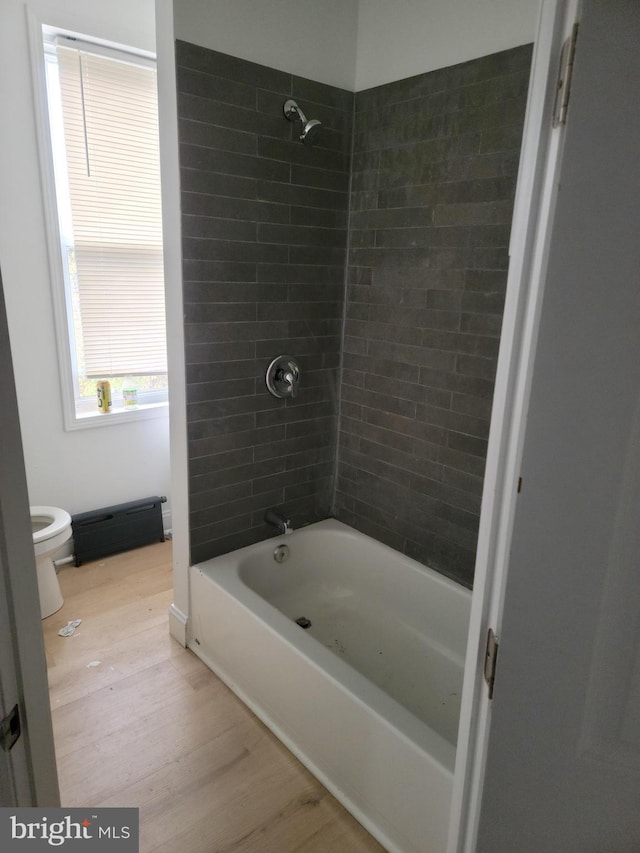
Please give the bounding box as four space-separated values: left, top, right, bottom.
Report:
42 542 385 852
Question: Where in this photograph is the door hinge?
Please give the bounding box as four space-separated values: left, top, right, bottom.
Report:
553 23 579 128
484 628 499 699
0 704 21 752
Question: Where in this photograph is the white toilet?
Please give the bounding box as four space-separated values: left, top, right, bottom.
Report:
30 506 72 619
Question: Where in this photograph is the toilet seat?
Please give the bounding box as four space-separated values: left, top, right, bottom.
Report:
31 505 72 545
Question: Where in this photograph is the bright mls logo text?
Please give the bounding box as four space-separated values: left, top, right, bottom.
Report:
2 809 139 849
10 814 133 846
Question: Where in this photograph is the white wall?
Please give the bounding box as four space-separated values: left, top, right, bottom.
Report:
0 0 171 524
172 0 538 93
173 0 359 90
355 0 539 90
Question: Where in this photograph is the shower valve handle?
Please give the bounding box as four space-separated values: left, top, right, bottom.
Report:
266 355 301 399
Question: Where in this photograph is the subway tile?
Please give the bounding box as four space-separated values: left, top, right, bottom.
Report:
179 40 529 585
442 465 485 497
433 200 515 227
470 246 510 269
183 302 256 324
187 408 255 438
290 206 349 229
251 460 334 496
180 144 290 182
350 208 434 231
183 281 286 304
191 525 267 564
460 312 504 337
345 316 420 346
255 334 342 359
176 66 256 108
291 75 354 113
189 481 252 518
178 93 285 139
182 215 257 242
349 246 471 270
257 263 345 284
176 41 291 93
364 372 438 405
189 445 255 478
185 376 257 403
456 353 499 380
291 164 351 193
182 237 288 264
419 365 495 399
258 222 347 248
191 489 284 533
181 192 289 224
360 406 447 446
258 137 349 173
187 393 277 425
451 392 494 420
182 259 257 283
287 283 344 302
446 430 489 459
444 150 521 183
180 168 256 199
185 320 288 345
255 401 335 428
421 328 500 358
289 245 347 266
190 456 286 497
184 340 256 364
189 425 284 462
178 118 257 155
257 301 342 322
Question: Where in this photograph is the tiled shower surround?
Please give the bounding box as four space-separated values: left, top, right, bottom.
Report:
336 45 533 585
177 40 532 585
176 41 353 565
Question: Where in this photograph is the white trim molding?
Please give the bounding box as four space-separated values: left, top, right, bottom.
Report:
448 1 582 850
155 0 191 637
168 604 188 648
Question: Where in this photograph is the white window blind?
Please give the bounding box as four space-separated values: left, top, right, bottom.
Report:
55 41 167 377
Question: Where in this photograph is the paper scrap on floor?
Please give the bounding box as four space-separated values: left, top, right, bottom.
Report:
58 619 82 637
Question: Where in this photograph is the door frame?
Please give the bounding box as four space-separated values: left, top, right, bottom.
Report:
0 268 59 806
448 0 580 849
1 0 584 827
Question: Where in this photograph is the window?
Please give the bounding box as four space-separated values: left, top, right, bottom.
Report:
43 33 168 427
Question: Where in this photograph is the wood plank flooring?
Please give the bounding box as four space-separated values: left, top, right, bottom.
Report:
42 542 385 852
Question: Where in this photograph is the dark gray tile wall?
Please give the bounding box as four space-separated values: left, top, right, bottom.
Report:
176 39 532 586
176 41 353 564
335 45 532 587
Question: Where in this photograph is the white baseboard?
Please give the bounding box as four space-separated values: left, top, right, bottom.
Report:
168 602 187 647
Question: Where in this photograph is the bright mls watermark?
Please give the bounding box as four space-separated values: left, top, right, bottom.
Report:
0 808 138 850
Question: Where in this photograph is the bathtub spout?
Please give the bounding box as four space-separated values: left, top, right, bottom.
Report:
264 508 293 536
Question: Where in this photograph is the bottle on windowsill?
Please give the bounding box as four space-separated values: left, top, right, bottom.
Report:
122 377 138 409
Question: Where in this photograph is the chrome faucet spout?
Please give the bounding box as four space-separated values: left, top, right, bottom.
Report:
264 508 293 535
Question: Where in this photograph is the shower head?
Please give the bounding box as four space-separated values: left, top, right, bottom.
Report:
300 118 322 144
283 99 322 145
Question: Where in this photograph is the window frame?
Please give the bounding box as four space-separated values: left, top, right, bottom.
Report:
33 25 169 431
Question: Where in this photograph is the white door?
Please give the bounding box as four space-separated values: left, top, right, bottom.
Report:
474 1 640 849
0 268 59 806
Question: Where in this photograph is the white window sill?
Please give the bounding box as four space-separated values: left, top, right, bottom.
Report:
65 401 169 431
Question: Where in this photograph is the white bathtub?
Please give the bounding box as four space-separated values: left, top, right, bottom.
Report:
189 519 471 853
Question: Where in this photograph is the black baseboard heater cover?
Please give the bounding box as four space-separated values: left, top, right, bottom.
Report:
72 496 166 566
